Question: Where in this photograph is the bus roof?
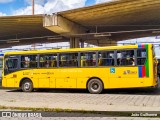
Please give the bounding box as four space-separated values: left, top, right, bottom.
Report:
4 44 152 55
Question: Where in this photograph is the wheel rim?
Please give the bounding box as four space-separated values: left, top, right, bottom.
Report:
24 82 31 91
91 82 100 91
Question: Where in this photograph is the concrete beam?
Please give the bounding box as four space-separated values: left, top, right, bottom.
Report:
0 38 68 48
44 14 88 36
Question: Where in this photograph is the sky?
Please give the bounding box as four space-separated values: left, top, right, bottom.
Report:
0 0 113 16
0 0 159 56
0 0 115 51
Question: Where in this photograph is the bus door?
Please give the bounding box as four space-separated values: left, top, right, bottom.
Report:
4 55 19 87
109 50 144 88
38 54 55 88
55 53 78 88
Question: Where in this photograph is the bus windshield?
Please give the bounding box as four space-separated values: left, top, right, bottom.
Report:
4 57 18 75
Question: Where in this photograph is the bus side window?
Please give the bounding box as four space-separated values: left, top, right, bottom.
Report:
21 56 30 68
21 56 25 68
117 50 134 66
98 54 102 66
40 54 57 68
21 55 38 68
137 49 146 65
51 56 57 67
80 55 85 67
60 55 66 67
59 53 78 67
45 60 50 68
98 51 114 66
80 52 96 67
25 57 30 68
40 56 45 67
30 55 38 68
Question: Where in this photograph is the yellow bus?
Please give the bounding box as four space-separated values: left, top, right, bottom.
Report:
2 44 158 94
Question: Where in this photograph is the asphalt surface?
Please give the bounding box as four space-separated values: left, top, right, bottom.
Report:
0 87 160 111
0 86 160 119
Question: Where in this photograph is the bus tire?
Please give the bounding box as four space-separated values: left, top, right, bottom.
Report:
21 79 33 92
87 78 103 94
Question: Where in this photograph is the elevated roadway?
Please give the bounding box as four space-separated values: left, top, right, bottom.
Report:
0 0 160 48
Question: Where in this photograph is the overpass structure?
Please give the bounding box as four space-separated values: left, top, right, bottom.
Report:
0 0 160 48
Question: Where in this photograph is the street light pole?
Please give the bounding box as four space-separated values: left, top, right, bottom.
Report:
32 0 34 15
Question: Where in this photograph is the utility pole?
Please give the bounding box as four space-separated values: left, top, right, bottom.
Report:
32 0 34 15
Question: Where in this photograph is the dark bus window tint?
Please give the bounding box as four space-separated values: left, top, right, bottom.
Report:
117 50 135 66
40 54 57 68
98 51 114 66
137 49 146 57
21 55 38 68
0 58 3 69
137 49 146 65
80 52 96 67
6 59 18 69
59 53 78 67
4 58 18 75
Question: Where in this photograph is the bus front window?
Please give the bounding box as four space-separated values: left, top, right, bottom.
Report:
4 58 18 75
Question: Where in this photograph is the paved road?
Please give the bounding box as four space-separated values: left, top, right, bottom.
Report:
0 88 160 112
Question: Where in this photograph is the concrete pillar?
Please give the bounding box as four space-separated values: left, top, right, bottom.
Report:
70 37 80 48
80 40 84 48
70 38 74 48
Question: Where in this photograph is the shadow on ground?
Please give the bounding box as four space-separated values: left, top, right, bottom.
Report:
2 87 160 95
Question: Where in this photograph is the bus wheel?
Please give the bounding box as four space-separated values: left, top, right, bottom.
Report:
21 79 33 92
87 78 103 94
